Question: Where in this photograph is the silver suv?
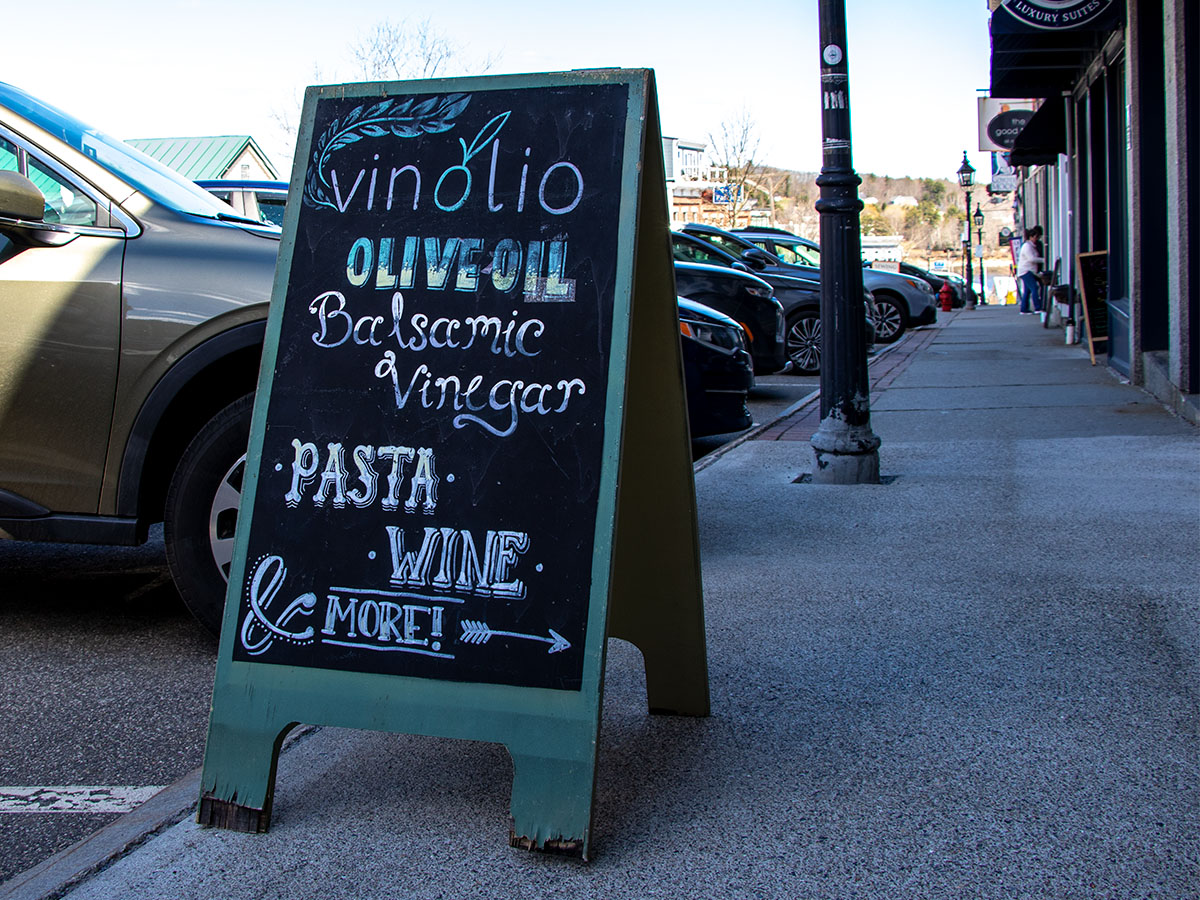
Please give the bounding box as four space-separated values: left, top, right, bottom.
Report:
731 226 938 342
0 82 279 633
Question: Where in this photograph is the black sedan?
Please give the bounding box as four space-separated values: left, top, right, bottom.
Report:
672 261 787 375
678 297 755 437
672 229 872 374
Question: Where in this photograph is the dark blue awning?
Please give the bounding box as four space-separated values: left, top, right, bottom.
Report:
1010 95 1067 167
990 0 1124 98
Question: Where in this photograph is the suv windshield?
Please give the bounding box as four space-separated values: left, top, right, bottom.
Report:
0 82 239 219
698 231 752 256
765 239 821 268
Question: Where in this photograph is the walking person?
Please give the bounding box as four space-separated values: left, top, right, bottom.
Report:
1016 225 1045 315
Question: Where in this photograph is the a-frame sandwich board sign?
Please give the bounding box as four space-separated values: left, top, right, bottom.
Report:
198 68 707 859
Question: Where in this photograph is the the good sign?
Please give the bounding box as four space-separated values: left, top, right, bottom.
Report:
199 69 708 859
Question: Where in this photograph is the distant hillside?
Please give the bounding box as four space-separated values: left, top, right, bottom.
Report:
748 168 1009 259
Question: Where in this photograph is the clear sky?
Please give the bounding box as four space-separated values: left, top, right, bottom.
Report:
5 0 995 182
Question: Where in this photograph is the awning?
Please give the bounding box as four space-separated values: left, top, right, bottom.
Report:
1009 95 1066 167
990 0 1124 99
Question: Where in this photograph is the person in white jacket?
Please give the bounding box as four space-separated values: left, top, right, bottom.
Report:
1016 225 1045 315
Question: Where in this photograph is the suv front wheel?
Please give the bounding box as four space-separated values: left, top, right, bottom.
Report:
164 394 253 636
785 310 822 375
871 293 907 343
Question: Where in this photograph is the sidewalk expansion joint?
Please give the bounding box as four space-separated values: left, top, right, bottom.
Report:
793 473 899 485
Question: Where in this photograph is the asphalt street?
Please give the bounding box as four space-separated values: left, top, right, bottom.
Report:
0 530 215 883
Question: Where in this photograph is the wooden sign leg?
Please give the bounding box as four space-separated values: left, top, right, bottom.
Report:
605 80 709 718
198 697 292 832
507 741 597 859
606 424 710 717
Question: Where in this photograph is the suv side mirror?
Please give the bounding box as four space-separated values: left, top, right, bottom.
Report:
0 171 46 222
740 248 771 270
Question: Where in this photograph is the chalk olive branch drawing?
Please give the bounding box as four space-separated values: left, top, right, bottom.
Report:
303 93 470 210
302 94 513 213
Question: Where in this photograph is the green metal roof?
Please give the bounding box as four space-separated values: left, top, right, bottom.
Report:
125 135 278 180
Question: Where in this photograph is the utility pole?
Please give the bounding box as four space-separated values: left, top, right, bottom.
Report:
810 0 880 485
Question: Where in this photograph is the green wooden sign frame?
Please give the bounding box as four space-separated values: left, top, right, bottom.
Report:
198 68 707 860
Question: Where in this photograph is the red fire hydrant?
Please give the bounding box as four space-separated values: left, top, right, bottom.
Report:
938 281 954 312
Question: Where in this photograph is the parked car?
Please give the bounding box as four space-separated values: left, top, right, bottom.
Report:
678 297 754 437
729 225 938 342
0 81 280 633
672 259 787 374
195 179 288 227
673 227 875 372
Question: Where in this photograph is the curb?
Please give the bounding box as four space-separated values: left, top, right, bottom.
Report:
693 327 919 473
0 772 201 900
0 727 318 900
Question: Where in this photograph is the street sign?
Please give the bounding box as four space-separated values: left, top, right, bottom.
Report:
712 183 742 205
978 97 1035 153
199 68 708 860
991 152 1018 193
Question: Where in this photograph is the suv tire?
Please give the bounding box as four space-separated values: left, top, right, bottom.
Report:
785 309 822 375
872 293 907 343
164 394 253 635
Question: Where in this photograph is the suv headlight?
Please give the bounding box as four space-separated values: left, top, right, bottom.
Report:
680 318 747 352
745 283 773 298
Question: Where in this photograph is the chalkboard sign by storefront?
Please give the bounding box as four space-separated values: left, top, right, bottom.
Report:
198 69 707 859
1076 250 1108 364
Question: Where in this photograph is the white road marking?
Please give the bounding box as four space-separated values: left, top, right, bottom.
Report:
0 786 165 813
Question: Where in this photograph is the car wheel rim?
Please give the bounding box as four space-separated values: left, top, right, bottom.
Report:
787 316 821 371
209 453 246 584
875 301 902 340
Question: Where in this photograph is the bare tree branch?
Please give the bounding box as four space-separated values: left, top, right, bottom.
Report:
351 18 457 81
707 109 762 228
271 19 501 160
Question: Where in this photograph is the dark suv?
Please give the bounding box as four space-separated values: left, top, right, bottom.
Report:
673 261 787 374
672 227 873 375
0 82 279 633
726 224 937 343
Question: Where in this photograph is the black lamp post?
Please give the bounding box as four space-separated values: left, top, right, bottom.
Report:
810 0 880 484
957 152 976 309
973 205 985 305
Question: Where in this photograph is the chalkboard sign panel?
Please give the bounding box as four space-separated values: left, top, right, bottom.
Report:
1076 250 1108 364
229 83 628 691
200 69 708 859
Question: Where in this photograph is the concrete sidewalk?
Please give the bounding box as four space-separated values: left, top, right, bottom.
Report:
16 306 1200 899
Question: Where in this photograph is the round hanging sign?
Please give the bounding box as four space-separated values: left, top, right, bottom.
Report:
1001 0 1116 30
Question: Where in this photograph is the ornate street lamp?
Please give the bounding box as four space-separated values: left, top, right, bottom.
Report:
957 152 976 309
973 205 985 305
810 0 880 484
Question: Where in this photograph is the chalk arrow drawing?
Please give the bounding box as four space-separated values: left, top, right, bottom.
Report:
460 620 571 654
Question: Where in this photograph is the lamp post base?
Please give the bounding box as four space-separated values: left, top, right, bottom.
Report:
810 418 881 485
